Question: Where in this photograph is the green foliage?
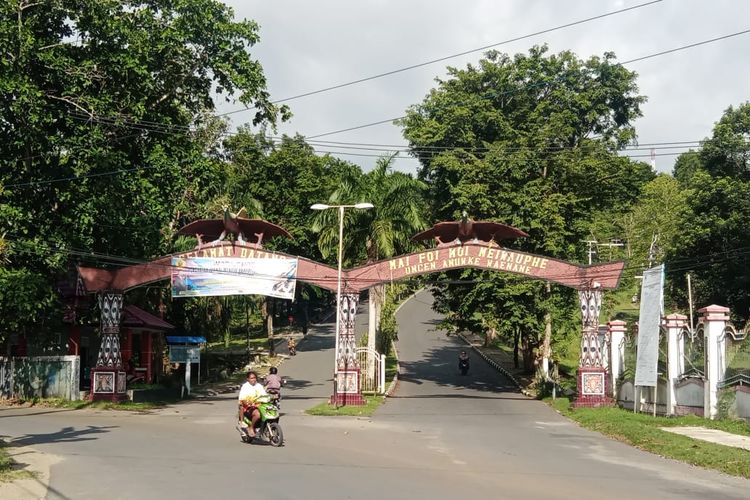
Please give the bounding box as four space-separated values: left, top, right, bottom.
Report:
400 45 654 362
0 1 285 344
311 155 427 266
305 396 383 416
550 399 750 478
377 299 399 354
669 103 750 317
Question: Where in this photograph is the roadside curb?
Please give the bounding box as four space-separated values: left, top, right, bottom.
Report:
456 332 532 398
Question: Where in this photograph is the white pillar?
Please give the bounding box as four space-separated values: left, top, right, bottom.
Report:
698 304 729 419
608 320 626 399
664 313 687 416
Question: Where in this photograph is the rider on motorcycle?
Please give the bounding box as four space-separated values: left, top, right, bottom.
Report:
458 350 470 375
265 366 283 404
238 371 267 438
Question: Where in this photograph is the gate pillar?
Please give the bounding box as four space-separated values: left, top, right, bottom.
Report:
332 292 365 405
574 285 612 407
664 313 688 416
698 305 729 419
607 320 627 399
91 291 127 401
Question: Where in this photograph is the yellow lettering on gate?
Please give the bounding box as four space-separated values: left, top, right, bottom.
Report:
531 257 540 268
539 259 548 269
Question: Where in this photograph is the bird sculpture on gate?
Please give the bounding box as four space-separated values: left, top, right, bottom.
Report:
177 206 292 249
411 211 528 247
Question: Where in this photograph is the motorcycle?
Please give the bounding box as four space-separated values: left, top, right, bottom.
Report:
237 395 284 447
266 387 282 409
458 354 470 376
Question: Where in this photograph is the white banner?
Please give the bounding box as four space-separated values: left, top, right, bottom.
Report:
171 256 298 300
634 264 664 387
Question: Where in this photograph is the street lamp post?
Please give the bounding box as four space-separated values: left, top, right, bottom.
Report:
311 202 373 404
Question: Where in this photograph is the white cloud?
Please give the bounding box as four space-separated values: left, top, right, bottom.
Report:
220 0 750 174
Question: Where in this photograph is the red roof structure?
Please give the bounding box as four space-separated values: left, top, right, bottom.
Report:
121 305 174 330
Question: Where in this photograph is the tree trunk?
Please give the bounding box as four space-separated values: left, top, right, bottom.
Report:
513 327 520 369
263 298 275 356
484 325 497 347
521 335 536 373
540 282 552 379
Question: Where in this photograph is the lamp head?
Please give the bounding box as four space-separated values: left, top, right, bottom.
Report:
310 203 330 210
354 203 374 209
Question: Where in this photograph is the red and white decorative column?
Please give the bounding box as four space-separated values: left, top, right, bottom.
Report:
575 284 612 407
91 291 128 401
332 292 365 405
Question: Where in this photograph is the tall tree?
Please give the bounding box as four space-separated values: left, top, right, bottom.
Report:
0 0 286 344
312 156 427 356
399 45 654 375
669 103 750 318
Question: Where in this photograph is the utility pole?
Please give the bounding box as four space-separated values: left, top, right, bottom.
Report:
598 239 625 261
647 234 659 269
583 240 598 265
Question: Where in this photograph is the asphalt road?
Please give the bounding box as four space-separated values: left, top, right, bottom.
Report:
1 289 749 499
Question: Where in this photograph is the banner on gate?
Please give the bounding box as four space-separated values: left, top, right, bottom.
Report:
171 256 298 299
634 264 664 387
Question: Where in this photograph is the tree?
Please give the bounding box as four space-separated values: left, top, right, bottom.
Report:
0 1 286 345
399 45 654 376
312 155 427 357
669 103 750 318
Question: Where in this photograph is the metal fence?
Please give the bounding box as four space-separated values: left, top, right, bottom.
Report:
356 347 385 394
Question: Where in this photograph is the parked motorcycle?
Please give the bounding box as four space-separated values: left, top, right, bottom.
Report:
458 351 470 376
237 395 284 447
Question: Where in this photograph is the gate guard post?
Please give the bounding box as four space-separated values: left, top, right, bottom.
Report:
91 291 128 401
333 292 365 405
575 283 612 407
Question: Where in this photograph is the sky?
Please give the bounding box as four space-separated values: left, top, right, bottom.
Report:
218 0 750 175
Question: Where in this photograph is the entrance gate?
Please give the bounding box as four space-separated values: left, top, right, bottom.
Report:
356 346 385 394
76 215 626 405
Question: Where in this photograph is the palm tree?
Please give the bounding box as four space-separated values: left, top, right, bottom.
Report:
312 155 427 367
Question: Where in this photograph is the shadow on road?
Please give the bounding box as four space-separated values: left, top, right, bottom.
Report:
3 424 117 446
386 393 529 401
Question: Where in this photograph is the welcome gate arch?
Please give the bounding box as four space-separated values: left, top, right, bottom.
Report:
77 219 624 406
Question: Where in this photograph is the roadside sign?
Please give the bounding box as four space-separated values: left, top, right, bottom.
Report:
169 346 200 363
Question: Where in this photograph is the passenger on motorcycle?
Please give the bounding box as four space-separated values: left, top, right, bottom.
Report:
238 371 267 437
265 366 282 402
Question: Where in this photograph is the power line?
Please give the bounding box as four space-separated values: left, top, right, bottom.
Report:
216 0 663 117
62 2 666 139
305 27 750 139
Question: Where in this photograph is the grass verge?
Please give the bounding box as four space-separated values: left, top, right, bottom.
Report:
306 396 383 417
549 398 750 478
0 441 35 482
6 398 173 412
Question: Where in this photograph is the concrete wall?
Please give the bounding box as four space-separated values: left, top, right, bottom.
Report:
731 386 750 423
0 356 80 400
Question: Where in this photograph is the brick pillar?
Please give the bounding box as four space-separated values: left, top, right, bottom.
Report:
664 313 687 416
698 305 729 419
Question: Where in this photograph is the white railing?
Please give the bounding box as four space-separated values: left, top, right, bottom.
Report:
356 347 385 394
